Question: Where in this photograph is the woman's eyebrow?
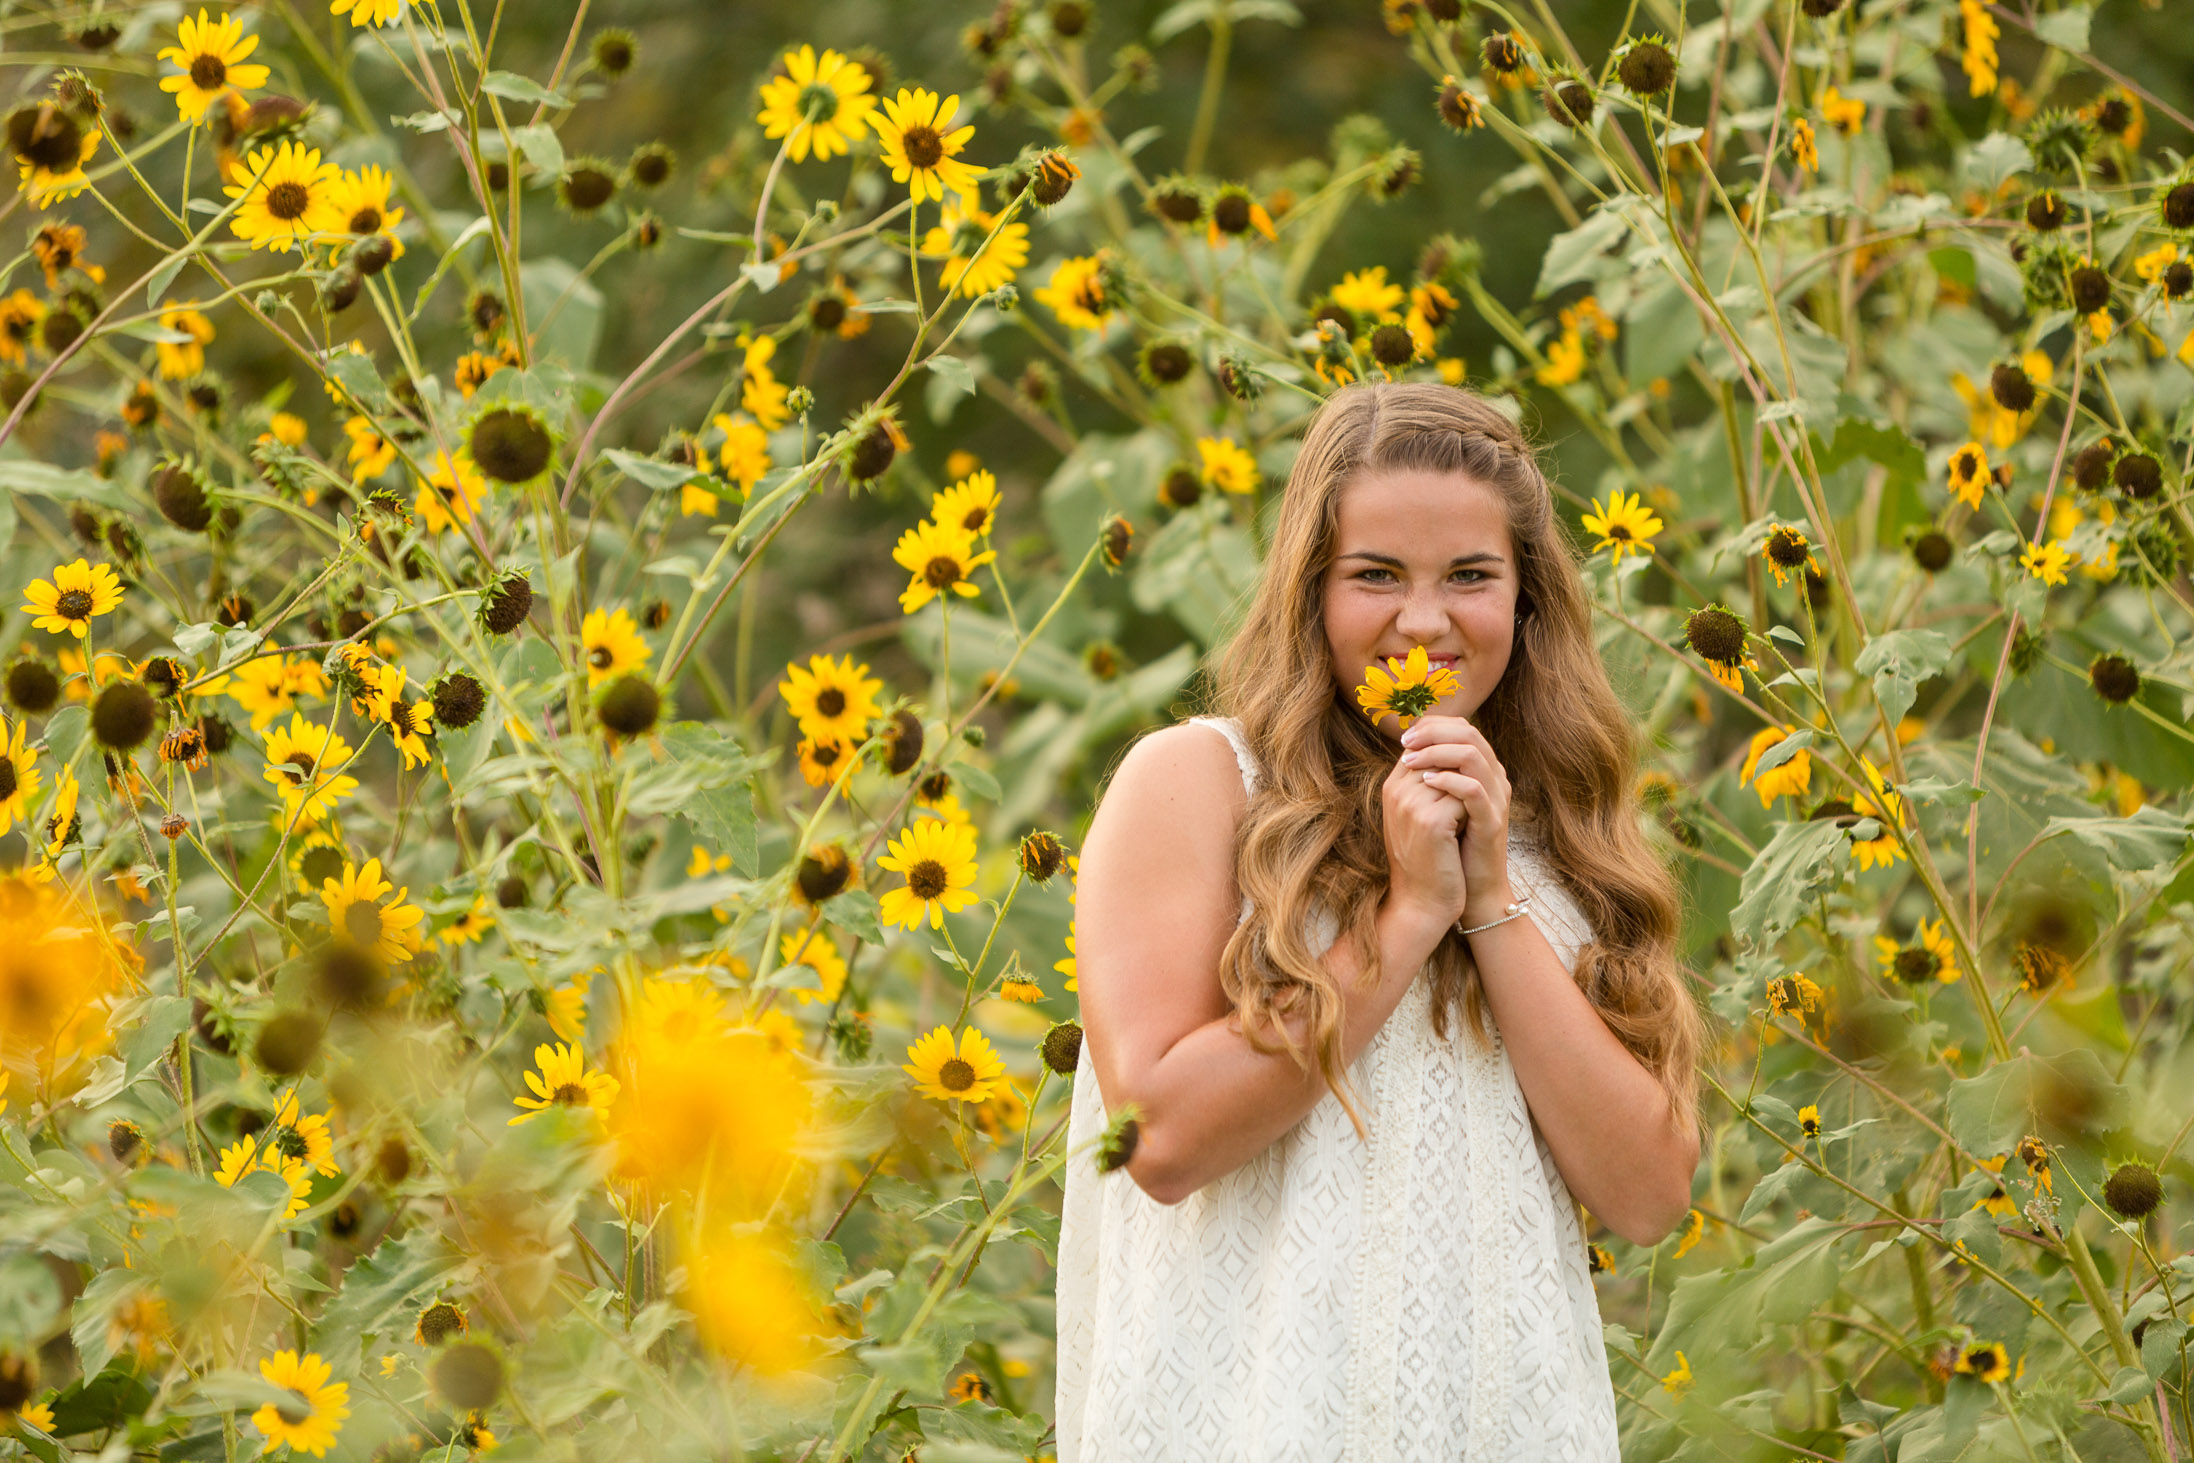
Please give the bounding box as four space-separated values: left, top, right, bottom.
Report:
1335 551 1506 567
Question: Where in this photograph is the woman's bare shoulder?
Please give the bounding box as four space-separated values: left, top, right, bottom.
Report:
1083 723 1248 896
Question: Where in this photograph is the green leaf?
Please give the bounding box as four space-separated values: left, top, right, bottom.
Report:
1750 728 1812 778
480 70 571 107
1946 1049 2130 1158
509 123 564 176
1729 819 1847 948
824 889 885 947
658 722 758 872
1854 628 1951 729
145 252 189 306
310 1231 462 1349
1535 206 1630 299
2034 6 2093 52
2107 1365 2153 1404
603 448 700 490
1816 417 1927 492
1963 133 2033 193
925 353 980 425
2034 805 2190 872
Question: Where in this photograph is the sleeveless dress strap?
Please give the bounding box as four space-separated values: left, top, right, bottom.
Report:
1184 715 1259 796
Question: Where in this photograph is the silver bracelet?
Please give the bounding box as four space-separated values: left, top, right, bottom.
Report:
1457 893 1533 936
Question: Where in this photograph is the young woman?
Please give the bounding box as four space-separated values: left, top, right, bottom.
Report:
1053 381 1705 1460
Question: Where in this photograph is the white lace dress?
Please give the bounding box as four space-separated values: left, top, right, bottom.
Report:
1053 714 1621 1462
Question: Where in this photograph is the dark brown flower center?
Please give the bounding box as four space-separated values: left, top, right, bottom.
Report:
265 180 312 221
961 506 990 533
190 54 228 90
588 646 613 669
390 702 419 736
907 858 949 900
281 750 317 783
551 1082 588 1106
55 588 94 618
816 687 846 717
344 900 383 946
349 207 382 234
0 757 15 800
902 124 944 170
923 556 963 589
1893 948 1936 983
939 1058 976 1091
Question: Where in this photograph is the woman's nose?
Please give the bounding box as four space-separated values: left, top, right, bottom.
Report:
1395 585 1449 636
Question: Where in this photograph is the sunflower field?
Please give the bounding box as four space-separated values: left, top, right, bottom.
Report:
0 0 2191 1458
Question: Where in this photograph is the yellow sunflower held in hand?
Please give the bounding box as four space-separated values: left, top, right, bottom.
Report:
22 558 124 638
510 1041 620 1125
581 607 651 687
225 141 343 253
755 45 878 163
878 817 980 930
903 1023 1007 1104
250 1350 349 1458
892 519 995 614
158 10 271 123
1353 646 1460 731
870 86 982 205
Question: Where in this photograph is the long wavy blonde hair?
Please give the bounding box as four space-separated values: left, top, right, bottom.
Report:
1190 381 1703 1142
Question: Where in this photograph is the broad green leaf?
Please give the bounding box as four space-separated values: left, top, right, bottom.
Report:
480 70 571 107
603 448 699 490
1729 819 1847 948
1535 206 1630 299
1854 629 1952 729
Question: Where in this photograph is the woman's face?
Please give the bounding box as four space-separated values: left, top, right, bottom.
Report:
1322 466 1521 742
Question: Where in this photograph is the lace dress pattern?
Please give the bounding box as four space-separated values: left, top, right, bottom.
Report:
1053 715 1621 1462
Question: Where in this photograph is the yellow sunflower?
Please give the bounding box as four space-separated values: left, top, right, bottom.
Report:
22 558 124 638
366 666 435 769
438 896 495 947
902 1023 1007 1103
1054 922 1076 993
545 969 590 1044
1034 254 1114 331
892 519 996 614
871 87 982 205
1330 266 1405 322
713 411 772 495
0 714 44 836
262 715 361 825
344 415 397 481
42 766 79 862
922 203 1030 298
158 10 271 124
1196 436 1261 495
738 333 792 431
1760 523 1818 587
414 450 486 536
11 106 101 209
795 732 864 788
1955 1340 2010 1385
1947 441 1989 509
250 1350 349 1458
931 470 1002 538
581 607 651 687
1737 724 1812 807
155 307 214 379
1848 757 1907 871
202 648 329 730
1874 916 1961 984
779 928 849 1006
1581 489 1664 563
224 141 343 253
877 817 981 930
779 652 883 745
2021 538 2076 587
0 290 45 366
264 1087 341 1177
755 45 878 163
1353 645 1460 731
321 857 426 963
509 1041 620 1125
330 0 401 28
326 164 405 260
215 1135 312 1218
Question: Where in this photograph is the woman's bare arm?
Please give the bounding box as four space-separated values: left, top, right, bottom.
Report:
1076 724 1454 1206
